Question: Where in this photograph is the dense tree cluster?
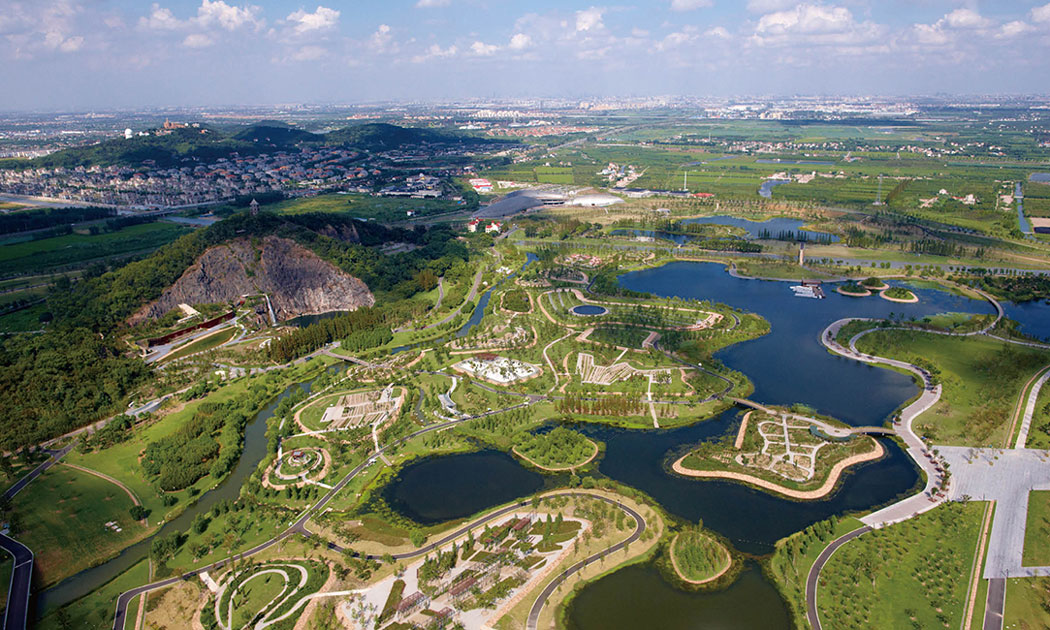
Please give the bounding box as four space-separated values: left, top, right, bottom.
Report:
0 206 115 235
514 427 594 468
266 307 391 363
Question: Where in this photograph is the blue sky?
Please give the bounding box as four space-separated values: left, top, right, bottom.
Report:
2 0 1050 110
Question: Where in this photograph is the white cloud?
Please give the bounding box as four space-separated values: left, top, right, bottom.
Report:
470 41 500 55
746 0 796 13
998 20 1034 39
290 45 326 61
58 35 83 52
195 0 262 32
943 8 990 30
912 23 950 46
182 32 214 47
705 26 731 39
1033 3 1050 23
575 7 604 33
286 6 339 35
140 4 181 30
411 43 456 62
670 0 712 11
415 0 451 6
756 4 854 36
508 32 532 50
369 24 394 52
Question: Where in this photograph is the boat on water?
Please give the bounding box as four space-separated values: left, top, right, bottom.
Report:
790 284 824 299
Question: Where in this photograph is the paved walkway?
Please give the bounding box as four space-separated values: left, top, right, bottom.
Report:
820 319 948 528
939 446 1050 578
1015 367 1050 449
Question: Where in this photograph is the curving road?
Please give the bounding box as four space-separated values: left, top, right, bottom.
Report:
525 496 645 630
0 533 34 630
805 525 871 630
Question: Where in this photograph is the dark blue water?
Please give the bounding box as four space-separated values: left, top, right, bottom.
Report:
381 450 545 524
567 564 791 630
572 305 608 316
1002 300 1050 341
619 262 995 425
577 411 917 554
682 215 837 242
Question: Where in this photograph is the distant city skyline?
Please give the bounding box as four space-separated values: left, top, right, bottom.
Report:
3 0 1050 110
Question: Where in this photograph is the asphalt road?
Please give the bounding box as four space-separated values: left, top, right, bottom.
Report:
805 525 872 630
2 442 75 502
525 495 646 630
0 533 34 630
983 577 1006 630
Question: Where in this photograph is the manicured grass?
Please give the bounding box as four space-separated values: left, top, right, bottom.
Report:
0 222 191 274
1004 577 1050 630
816 502 985 630
230 571 286 628
855 330 1050 445
37 558 150 629
733 260 832 280
0 554 10 611
768 516 865 630
159 326 237 364
1023 491 1050 567
10 464 143 587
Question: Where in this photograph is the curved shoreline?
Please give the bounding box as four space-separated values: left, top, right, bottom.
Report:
835 287 872 297
670 440 885 500
511 438 600 472
668 532 732 585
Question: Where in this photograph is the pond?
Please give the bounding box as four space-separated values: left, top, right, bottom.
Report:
682 215 838 243
381 450 547 525
758 179 791 199
571 304 609 316
565 563 792 630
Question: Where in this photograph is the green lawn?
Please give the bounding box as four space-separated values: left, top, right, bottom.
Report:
229 570 286 628
0 222 191 274
10 464 144 587
271 192 463 222
816 502 985 630
1004 577 1050 630
1023 491 1050 567
159 326 236 364
854 330 1050 445
38 559 151 629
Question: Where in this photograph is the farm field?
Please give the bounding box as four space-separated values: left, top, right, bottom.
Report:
0 221 192 274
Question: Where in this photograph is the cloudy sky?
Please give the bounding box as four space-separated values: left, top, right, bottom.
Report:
2 0 1050 110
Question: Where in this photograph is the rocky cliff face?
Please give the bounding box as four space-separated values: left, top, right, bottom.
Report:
130 235 374 324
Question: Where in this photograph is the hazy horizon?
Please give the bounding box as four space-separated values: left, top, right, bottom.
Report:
3 0 1050 110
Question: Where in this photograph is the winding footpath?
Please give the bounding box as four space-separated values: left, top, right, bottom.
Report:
110 397 540 630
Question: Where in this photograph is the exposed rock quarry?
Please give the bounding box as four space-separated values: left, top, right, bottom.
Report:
130 235 374 324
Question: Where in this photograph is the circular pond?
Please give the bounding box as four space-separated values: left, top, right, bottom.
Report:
572 304 608 316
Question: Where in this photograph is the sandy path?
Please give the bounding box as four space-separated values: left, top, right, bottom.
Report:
734 412 751 450
671 440 885 500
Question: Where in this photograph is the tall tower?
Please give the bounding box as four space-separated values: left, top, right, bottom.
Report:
249 198 259 217
874 174 884 206
798 242 805 266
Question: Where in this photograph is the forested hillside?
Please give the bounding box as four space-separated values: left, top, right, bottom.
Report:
0 210 472 451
